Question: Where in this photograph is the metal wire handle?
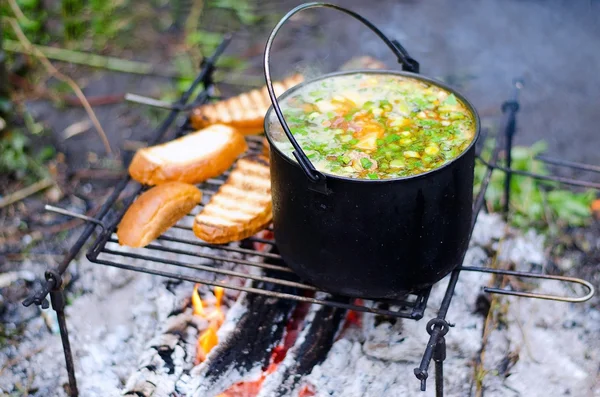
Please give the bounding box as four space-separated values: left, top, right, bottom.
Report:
263 2 420 191
459 266 595 302
44 205 106 232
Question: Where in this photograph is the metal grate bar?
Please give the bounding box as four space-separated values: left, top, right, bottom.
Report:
91 257 424 319
154 235 283 260
103 240 293 273
100 248 315 290
536 155 600 174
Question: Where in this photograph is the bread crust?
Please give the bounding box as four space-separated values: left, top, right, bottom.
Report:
128 124 248 186
190 74 304 134
193 155 272 244
117 182 202 248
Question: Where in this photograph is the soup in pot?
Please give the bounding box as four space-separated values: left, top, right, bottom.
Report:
267 73 476 180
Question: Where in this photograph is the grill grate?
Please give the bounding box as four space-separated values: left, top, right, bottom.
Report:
86 133 432 320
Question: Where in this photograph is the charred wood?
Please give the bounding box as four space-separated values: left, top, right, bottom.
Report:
184 287 296 396
258 302 347 397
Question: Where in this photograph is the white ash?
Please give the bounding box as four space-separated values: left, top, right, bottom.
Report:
0 270 36 289
301 212 599 397
497 228 546 267
0 256 169 397
470 212 506 246
302 246 491 397
477 261 600 396
0 223 253 397
121 285 226 397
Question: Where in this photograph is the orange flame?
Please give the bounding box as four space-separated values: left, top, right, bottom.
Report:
193 285 225 365
215 286 224 309
192 284 204 316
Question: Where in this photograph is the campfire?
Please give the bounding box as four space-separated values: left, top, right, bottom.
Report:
18 7 599 397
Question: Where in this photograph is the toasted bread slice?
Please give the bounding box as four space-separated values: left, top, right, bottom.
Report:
190 74 304 134
128 124 247 186
117 182 202 248
193 156 272 244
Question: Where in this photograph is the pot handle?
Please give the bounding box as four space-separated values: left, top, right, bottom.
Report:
263 2 420 194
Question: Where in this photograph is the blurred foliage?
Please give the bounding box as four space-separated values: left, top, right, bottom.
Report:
0 128 55 182
0 0 49 44
474 140 595 234
1 0 132 50
61 0 86 42
0 0 270 184
208 0 259 25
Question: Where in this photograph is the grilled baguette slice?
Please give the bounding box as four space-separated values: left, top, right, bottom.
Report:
117 182 202 248
190 74 304 134
193 155 271 244
128 124 247 186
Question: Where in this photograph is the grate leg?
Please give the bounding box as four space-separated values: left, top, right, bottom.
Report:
503 127 514 218
501 80 522 219
51 289 79 397
433 335 446 397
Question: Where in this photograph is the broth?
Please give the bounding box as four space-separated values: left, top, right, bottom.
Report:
267 73 476 180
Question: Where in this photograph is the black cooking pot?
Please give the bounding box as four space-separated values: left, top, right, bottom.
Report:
263 3 480 299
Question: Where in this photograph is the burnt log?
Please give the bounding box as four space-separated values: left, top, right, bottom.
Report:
122 297 206 397
257 301 347 397
182 288 296 396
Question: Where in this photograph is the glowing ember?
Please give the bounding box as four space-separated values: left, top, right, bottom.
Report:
215 303 310 396
216 363 278 397
299 384 316 397
193 284 226 365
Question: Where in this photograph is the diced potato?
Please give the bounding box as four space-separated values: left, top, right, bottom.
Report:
316 100 336 113
355 133 378 151
404 151 421 158
397 102 410 114
345 92 360 104
425 145 440 155
389 117 408 128
390 159 405 168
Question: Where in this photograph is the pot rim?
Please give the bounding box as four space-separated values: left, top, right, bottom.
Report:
263 69 481 184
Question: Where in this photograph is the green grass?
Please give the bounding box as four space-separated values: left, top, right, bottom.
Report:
474 139 595 234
